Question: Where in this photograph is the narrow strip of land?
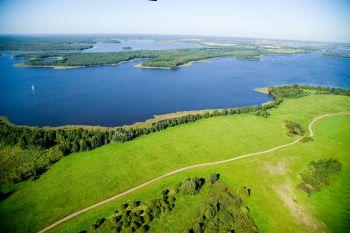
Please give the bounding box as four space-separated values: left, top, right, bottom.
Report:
38 112 350 233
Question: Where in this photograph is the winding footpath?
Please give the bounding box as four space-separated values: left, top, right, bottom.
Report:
38 112 350 233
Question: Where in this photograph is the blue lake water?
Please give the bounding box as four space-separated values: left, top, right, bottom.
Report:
0 53 349 127
83 39 202 52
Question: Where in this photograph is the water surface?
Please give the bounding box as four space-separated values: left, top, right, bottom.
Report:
84 39 202 52
0 53 349 127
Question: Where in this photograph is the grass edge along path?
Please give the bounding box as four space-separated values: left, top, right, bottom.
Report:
38 111 350 233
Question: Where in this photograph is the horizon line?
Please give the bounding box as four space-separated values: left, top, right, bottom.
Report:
0 32 348 44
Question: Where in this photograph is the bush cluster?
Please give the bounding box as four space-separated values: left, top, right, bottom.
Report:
85 176 207 233
180 177 205 195
284 120 305 136
254 109 270 118
209 173 220 184
298 158 342 195
189 183 257 233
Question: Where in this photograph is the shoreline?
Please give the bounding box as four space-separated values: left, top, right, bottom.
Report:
254 87 269 94
134 63 173 70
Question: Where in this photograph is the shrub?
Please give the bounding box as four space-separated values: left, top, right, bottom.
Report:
301 136 313 143
298 158 342 195
142 225 150 232
92 218 105 230
284 120 304 136
120 203 129 209
205 203 220 219
174 182 182 194
168 196 176 203
0 189 13 201
161 189 169 196
131 200 141 208
180 177 205 195
190 185 257 233
254 109 270 118
240 187 251 198
209 173 220 184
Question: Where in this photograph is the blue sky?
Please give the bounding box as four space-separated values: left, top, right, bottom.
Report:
0 0 349 42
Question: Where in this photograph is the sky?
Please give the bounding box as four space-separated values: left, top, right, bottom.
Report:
0 0 349 42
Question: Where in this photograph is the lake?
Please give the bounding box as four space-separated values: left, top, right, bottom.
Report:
83 39 202 52
0 52 349 127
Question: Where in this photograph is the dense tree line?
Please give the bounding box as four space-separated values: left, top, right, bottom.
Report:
0 122 115 155
0 36 94 51
268 84 350 98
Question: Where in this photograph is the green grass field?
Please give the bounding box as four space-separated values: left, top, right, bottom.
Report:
0 93 350 233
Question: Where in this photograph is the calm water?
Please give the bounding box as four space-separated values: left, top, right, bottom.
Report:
0 53 349 127
83 39 202 52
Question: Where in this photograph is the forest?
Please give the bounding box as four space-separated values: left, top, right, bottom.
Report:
0 36 95 51
14 46 302 69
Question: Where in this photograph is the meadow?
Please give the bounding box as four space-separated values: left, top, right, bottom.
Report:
0 92 349 232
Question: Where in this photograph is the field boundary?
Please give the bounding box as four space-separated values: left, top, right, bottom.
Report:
38 112 350 233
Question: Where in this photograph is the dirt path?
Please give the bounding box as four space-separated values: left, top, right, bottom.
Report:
38 112 350 233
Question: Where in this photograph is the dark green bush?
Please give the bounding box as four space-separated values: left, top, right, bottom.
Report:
120 203 129 209
298 158 342 195
180 177 205 195
284 120 304 136
209 173 220 184
254 109 270 118
92 218 105 230
301 136 313 143
131 200 141 208
205 203 220 219
189 183 257 233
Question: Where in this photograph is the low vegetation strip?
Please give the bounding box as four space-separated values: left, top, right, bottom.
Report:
37 111 350 233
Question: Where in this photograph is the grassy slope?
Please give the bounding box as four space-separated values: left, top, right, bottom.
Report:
54 114 350 233
0 94 349 233
54 112 350 233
